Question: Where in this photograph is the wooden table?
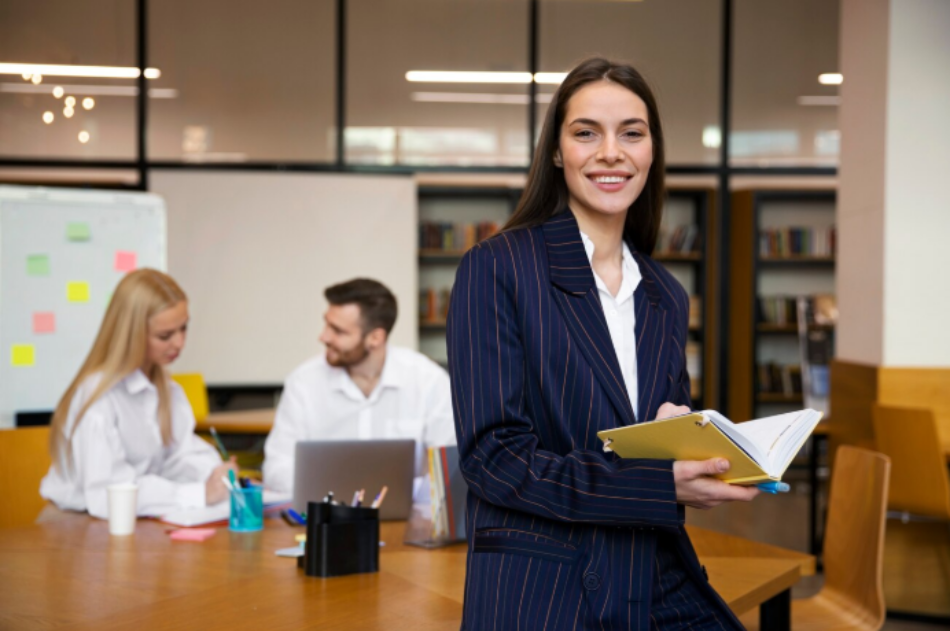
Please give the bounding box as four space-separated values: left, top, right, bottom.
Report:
197 408 276 435
0 513 810 631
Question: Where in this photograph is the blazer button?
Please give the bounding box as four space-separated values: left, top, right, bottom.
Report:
582 572 601 591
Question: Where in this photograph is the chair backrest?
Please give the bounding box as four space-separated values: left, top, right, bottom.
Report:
822 445 890 628
872 404 950 519
171 373 209 422
0 427 52 528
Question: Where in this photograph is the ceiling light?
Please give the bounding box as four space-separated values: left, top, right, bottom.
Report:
406 70 568 85
818 73 843 85
0 62 162 80
534 73 567 84
78 130 90 144
82 97 95 110
64 96 76 107
22 73 31 80
411 91 554 105
63 106 74 118
42 111 54 124
31 74 42 85
0 83 178 98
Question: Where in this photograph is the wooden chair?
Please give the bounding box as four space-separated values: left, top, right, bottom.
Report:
171 373 210 422
741 446 891 630
871 404 950 617
0 427 52 528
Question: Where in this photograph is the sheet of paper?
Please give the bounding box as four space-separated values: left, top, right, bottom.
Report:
11 344 35 367
67 281 90 303
66 222 91 241
26 254 50 276
169 528 216 542
32 312 55 334
114 251 137 272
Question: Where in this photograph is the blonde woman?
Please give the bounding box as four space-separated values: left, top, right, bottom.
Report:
40 269 237 519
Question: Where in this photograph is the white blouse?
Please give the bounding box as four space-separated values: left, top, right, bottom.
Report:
40 370 222 519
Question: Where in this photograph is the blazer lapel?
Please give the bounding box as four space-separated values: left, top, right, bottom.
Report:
633 251 673 424
542 212 637 427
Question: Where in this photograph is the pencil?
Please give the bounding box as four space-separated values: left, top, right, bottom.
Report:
371 486 388 509
209 427 230 460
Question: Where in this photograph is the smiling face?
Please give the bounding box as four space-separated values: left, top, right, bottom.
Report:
145 301 188 370
319 303 374 368
555 80 654 225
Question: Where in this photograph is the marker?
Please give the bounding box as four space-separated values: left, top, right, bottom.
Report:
287 508 307 525
351 490 361 507
371 486 389 509
209 427 230 460
756 481 790 494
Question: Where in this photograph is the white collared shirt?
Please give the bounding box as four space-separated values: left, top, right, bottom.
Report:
40 370 222 519
580 231 642 420
262 346 457 499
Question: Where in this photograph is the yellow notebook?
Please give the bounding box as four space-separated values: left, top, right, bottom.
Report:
597 409 823 485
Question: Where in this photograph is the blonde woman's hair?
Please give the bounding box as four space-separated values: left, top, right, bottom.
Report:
50 268 188 471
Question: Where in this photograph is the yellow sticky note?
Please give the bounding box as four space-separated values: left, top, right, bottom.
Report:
11 345 35 367
67 281 90 303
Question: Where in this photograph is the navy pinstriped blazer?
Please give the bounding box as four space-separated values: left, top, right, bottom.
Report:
446 211 742 630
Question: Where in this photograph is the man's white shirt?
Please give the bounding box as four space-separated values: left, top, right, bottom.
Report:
263 346 457 500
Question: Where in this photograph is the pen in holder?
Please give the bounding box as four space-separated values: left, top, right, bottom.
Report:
301 500 379 578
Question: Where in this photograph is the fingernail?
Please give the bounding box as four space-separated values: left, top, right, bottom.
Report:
717 460 728 472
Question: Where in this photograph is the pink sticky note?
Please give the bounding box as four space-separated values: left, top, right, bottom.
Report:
114 251 137 272
33 312 56 334
169 528 217 542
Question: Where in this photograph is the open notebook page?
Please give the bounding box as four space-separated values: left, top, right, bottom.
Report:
723 410 821 476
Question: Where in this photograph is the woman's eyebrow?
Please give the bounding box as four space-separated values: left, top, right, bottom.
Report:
567 117 648 127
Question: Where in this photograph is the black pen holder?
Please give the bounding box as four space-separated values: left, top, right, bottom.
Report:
301 501 379 578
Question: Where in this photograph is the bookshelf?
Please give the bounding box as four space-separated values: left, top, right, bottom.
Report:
727 189 837 424
416 186 717 410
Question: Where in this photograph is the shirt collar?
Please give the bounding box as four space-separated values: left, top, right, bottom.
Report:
579 230 642 302
123 369 155 395
329 346 403 398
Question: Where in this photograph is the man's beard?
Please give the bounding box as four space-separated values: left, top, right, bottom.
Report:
325 338 370 368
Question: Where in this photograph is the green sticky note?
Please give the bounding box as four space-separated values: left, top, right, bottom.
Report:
66 222 91 241
26 254 50 276
11 344 35 367
67 281 90 303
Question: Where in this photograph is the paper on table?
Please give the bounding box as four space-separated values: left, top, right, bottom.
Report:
169 528 216 541
11 344 35 367
67 281 90 303
66 222 91 241
159 491 291 527
33 312 55 334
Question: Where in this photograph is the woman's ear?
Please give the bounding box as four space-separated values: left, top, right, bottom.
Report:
553 150 563 168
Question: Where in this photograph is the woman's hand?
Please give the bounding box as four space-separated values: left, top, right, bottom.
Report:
673 458 760 510
205 456 239 505
654 402 691 420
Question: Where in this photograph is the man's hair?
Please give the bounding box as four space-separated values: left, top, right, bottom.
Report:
324 278 398 335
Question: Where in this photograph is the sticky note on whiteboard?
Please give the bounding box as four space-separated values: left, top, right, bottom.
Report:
11 345 35 367
66 222 91 241
33 312 55 334
26 254 50 276
115 251 137 272
67 281 90 303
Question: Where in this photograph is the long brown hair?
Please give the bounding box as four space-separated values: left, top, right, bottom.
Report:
50 269 188 471
504 57 666 254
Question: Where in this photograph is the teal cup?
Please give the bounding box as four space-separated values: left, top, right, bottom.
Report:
229 486 264 532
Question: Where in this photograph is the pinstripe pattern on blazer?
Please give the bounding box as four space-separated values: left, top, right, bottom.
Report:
447 211 742 630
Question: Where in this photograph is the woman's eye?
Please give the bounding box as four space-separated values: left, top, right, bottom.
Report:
575 130 595 139
158 334 172 341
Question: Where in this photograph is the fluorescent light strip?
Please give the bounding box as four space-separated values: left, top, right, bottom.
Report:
406 71 567 85
0 63 161 79
412 91 554 105
797 95 840 106
818 73 843 85
0 83 178 98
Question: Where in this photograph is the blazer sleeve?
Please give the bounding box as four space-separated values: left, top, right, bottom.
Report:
447 243 682 529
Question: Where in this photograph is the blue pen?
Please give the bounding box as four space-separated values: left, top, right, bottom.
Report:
756 481 791 494
287 508 307 525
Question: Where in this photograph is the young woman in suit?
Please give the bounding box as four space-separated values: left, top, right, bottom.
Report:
447 58 759 630
41 269 237 520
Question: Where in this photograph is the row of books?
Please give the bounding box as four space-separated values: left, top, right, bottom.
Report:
428 446 467 542
419 221 501 252
656 224 702 255
756 362 803 396
757 294 838 326
759 226 836 258
686 340 702 399
420 287 451 323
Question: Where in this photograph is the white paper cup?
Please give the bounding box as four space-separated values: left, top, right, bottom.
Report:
107 483 138 536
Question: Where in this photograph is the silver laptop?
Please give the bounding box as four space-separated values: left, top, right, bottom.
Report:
292 439 416 520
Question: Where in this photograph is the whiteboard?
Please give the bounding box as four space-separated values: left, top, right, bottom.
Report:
152 171 417 385
0 186 167 428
